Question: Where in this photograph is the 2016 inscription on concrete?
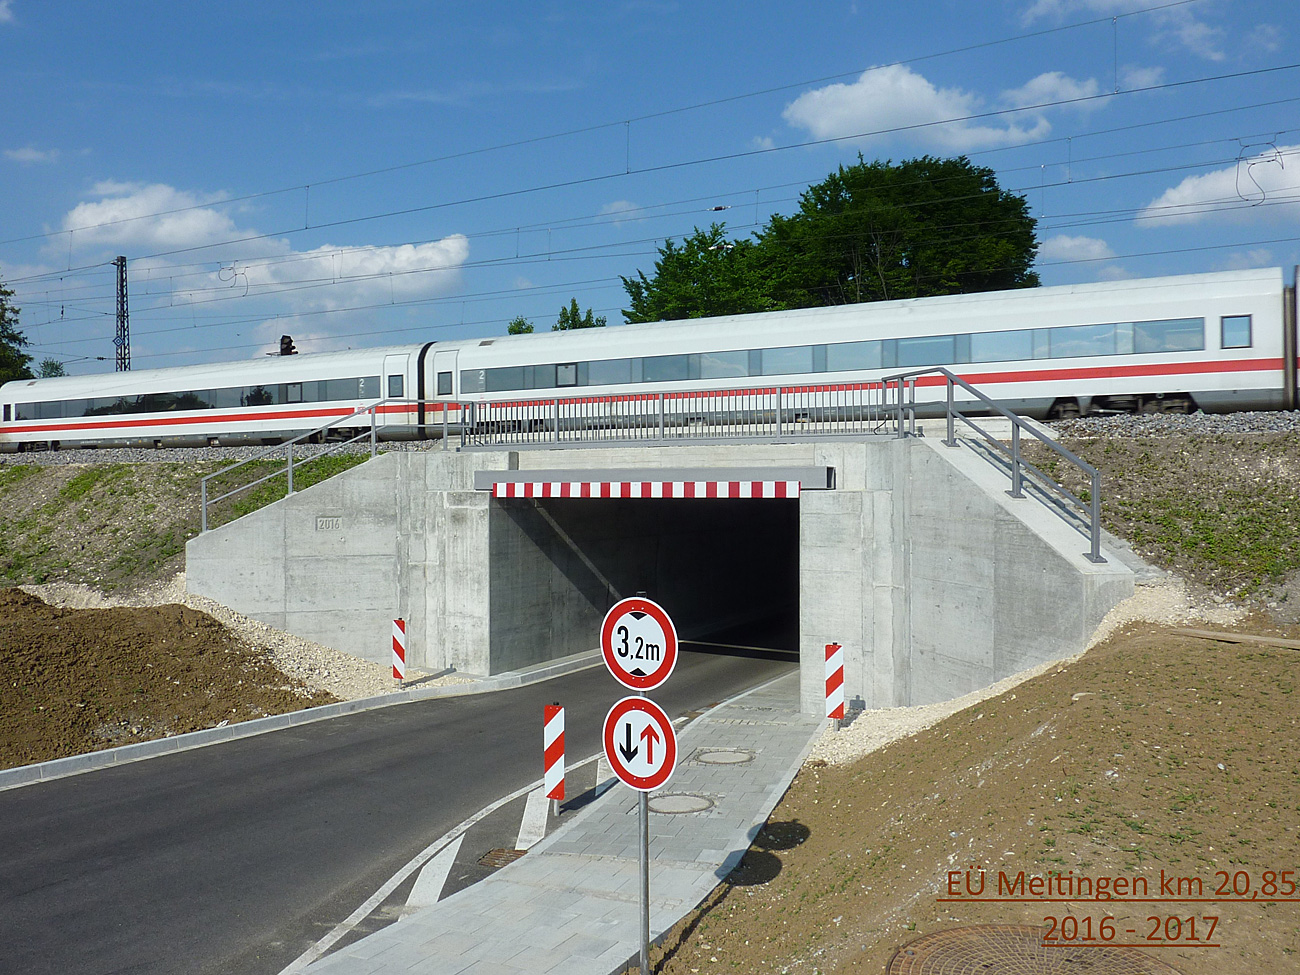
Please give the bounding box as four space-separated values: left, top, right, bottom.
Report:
315 516 343 531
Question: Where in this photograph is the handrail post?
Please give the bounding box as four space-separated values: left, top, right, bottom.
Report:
907 379 917 437
287 441 294 495
442 402 449 450
201 479 208 533
945 379 956 446
776 388 783 438
1008 424 1023 498
554 398 560 443
1089 469 1103 562
658 393 665 441
370 406 378 457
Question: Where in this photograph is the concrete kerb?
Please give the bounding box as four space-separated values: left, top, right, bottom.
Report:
0 649 604 794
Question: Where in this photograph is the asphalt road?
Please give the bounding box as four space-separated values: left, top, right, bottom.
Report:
0 650 794 975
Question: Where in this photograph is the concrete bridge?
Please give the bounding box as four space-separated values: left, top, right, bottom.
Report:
186 431 1133 716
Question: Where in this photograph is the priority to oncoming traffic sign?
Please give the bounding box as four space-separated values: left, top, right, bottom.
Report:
603 696 677 792
600 596 678 691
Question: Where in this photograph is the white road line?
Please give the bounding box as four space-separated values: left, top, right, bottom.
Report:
515 788 550 850
406 834 463 908
276 753 601 975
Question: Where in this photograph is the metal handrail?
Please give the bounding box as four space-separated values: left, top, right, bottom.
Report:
882 367 1106 563
199 398 420 532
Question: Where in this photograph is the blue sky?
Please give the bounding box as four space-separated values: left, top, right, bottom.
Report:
1 0 1297 373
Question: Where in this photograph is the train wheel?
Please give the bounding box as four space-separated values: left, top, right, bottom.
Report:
1048 399 1081 420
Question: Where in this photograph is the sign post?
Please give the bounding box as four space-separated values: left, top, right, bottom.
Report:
825 642 844 729
544 704 565 817
600 597 679 975
392 618 407 686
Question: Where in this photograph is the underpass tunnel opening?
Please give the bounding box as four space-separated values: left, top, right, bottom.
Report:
488 497 800 671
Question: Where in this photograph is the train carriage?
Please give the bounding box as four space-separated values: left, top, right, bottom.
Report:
1 267 1295 452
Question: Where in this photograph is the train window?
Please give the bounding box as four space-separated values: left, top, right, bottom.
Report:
812 345 828 372
359 376 379 397
588 358 633 386
1221 315 1252 349
761 345 813 376
700 350 749 380
952 335 971 364
826 340 882 371
556 363 578 387
485 366 524 392
1032 329 1052 359
977 330 1034 364
1050 323 1116 359
211 386 243 409
437 371 453 396
460 369 486 394
527 364 557 389
2 404 9 421
388 375 404 398
286 383 303 404
1133 318 1204 354
644 354 690 383
897 335 955 368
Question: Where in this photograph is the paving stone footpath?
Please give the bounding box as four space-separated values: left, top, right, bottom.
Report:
305 670 822 975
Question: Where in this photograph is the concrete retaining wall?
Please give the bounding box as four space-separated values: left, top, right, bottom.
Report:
186 437 1133 711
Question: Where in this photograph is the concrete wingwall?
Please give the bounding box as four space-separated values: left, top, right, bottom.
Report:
186 438 1133 711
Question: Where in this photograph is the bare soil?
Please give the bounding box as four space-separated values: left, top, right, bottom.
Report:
0 588 336 770
642 621 1300 975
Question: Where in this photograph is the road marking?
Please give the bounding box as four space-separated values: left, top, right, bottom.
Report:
406 834 463 908
515 788 550 850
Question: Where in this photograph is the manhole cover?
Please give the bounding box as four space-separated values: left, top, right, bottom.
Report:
888 925 1184 974
694 748 755 765
647 793 715 814
477 848 526 869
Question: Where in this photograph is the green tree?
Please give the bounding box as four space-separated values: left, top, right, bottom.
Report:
620 158 1038 321
507 315 534 335
758 155 1038 307
0 277 33 385
38 358 66 378
553 298 606 331
621 224 774 324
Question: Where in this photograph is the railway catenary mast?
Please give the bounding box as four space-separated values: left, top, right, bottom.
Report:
113 255 130 373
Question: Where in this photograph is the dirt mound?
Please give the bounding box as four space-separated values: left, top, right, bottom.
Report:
650 621 1300 974
0 589 337 770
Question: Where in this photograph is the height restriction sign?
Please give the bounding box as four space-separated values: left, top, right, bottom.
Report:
600 597 678 691
603 696 678 792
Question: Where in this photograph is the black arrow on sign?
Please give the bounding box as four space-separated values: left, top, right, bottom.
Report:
620 721 639 762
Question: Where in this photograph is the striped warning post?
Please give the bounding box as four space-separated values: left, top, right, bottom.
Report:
543 704 565 802
825 642 844 720
392 618 407 682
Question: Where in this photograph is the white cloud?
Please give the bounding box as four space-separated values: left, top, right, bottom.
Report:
599 200 642 225
1247 23 1284 53
1120 65 1165 89
60 181 239 250
0 1 13 25
54 180 470 318
1221 248 1275 271
1021 0 1223 60
782 64 1050 153
1038 234 1115 262
1000 71 1100 110
1139 144 1300 226
751 135 775 151
4 146 58 163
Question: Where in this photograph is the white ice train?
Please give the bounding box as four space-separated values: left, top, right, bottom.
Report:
1 266 1296 452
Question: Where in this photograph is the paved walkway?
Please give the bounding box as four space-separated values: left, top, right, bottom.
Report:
305 670 822 975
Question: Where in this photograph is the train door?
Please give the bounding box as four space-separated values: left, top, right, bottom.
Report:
383 353 411 435
430 349 459 436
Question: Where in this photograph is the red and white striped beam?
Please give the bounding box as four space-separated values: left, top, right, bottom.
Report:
392 618 407 682
493 480 800 500
825 642 845 721
543 704 565 802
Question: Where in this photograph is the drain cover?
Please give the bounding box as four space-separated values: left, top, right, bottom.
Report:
888 925 1184 974
647 793 715 814
694 748 755 765
477 848 526 869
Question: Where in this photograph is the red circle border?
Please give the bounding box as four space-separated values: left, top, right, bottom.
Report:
602 696 678 792
599 597 679 691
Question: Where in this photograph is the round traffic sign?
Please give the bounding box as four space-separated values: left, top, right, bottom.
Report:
600 597 678 691
603 696 678 792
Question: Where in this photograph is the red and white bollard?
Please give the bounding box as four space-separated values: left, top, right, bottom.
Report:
544 703 565 816
392 618 407 684
825 642 844 729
